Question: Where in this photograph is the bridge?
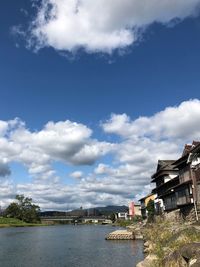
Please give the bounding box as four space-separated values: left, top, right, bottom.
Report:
40 216 79 224
40 216 112 224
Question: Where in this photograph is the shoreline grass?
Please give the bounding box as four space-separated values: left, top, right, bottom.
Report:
0 217 48 228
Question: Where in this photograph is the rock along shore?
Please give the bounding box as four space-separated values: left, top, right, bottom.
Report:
136 220 200 267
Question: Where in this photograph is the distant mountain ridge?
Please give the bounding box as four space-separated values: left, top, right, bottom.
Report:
96 205 128 213
40 205 128 217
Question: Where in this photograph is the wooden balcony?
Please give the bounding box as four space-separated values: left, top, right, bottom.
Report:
177 195 191 206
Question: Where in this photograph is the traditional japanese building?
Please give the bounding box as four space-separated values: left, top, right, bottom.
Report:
151 141 200 221
151 160 179 213
172 141 200 220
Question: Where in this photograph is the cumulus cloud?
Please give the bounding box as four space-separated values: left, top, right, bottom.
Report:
1 99 200 210
102 99 200 141
0 119 112 182
70 171 83 179
24 0 200 54
100 99 200 200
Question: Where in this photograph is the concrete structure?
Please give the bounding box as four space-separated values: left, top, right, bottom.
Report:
106 230 134 240
129 202 135 218
128 202 141 219
116 212 128 220
81 217 112 224
134 204 141 216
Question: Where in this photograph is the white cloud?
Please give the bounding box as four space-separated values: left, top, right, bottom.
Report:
25 0 200 54
70 141 114 165
0 119 112 183
1 99 200 210
70 171 83 179
102 99 200 141
94 164 112 175
101 99 200 200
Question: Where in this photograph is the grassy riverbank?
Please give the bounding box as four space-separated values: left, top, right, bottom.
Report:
140 220 200 266
0 217 47 227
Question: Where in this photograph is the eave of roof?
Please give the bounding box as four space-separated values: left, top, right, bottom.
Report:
172 154 188 167
173 142 200 167
138 193 154 201
151 160 177 179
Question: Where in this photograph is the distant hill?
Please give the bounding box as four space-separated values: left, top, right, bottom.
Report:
97 205 128 212
40 211 67 217
96 205 128 216
40 205 128 217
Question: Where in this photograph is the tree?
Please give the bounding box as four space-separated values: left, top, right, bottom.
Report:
5 195 40 223
4 202 20 219
110 213 116 223
146 199 155 222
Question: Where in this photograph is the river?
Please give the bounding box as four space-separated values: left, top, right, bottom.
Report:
0 225 144 267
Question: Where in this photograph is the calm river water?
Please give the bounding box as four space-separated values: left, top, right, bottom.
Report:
0 225 144 267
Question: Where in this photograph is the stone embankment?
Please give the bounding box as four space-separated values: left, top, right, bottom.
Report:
136 221 200 267
126 225 143 240
106 230 134 240
105 224 144 240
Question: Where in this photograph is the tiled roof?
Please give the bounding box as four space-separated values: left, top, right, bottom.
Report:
174 141 200 167
182 141 200 157
157 160 176 171
152 160 177 180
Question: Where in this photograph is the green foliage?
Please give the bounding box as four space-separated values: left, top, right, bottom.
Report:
116 219 134 227
146 199 155 222
110 213 116 222
4 195 41 223
132 215 142 222
4 202 21 219
0 217 27 225
0 217 33 227
0 217 46 227
144 221 200 266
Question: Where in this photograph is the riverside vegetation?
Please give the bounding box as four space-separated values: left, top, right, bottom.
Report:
137 219 200 267
0 217 45 227
0 195 45 227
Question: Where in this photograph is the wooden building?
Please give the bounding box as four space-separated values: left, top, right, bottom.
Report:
151 141 200 221
151 160 179 213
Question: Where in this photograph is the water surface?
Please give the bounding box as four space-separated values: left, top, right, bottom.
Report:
0 225 144 267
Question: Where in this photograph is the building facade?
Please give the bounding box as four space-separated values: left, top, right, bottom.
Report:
139 193 156 219
151 141 200 221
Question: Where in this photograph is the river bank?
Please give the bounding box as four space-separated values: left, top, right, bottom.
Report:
0 217 47 227
136 220 200 267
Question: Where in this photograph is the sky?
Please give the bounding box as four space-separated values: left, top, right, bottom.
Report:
1 0 200 210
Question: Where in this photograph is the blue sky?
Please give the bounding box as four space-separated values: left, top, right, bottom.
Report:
1 0 200 210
